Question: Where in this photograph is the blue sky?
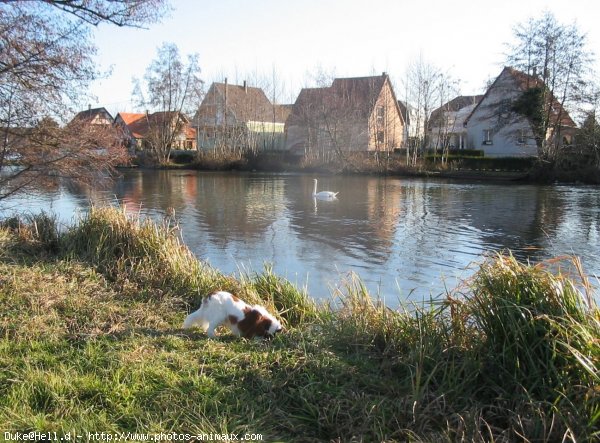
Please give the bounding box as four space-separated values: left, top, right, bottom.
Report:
89 0 600 116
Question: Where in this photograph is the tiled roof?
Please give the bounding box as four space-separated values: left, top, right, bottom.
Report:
117 113 145 125
331 75 387 117
117 111 194 139
286 87 330 125
72 107 113 123
287 74 394 125
202 82 274 123
398 101 411 126
273 104 293 124
429 95 483 129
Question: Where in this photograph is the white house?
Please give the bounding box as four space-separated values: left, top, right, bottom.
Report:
428 95 482 151
464 67 577 157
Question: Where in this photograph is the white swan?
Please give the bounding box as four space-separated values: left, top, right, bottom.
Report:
312 178 338 200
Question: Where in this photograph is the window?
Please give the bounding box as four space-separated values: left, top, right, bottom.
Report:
517 130 526 145
376 106 385 123
377 131 385 143
448 135 456 148
483 129 493 145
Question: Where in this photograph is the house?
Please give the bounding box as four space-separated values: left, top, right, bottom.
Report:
193 80 290 151
115 111 196 152
398 100 421 148
114 112 145 150
464 67 577 157
284 73 404 156
71 106 114 126
428 95 483 151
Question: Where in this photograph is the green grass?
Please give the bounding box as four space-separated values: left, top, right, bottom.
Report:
0 207 598 441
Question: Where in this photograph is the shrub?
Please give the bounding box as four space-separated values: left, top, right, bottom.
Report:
425 156 536 171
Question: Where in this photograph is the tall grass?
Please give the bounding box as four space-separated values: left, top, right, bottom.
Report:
466 254 600 438
245 264 320 327
61 206 235 300
0 211 60 257
0 209 598 441
327 257 600 441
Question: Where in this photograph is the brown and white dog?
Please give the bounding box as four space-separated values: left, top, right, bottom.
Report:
183 291 283 339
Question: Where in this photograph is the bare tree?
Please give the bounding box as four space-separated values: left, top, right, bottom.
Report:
429 77 461 165
39 0 169 27
576 110 600 167
290 69 403 168
402 56 450 166
506 11 596 159
0 0 169 201
2 118 128 199
133 43 203 164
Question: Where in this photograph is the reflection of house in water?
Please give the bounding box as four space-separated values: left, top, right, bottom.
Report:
286 176 402 261
184 174 287 246
419 182 568 261
113 170 192 215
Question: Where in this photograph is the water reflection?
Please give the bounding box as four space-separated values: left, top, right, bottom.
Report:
2 170 598 306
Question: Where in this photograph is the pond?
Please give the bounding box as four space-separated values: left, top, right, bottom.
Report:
2 170 599 306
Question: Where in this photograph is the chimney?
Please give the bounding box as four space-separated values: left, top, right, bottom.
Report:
243 80 248 93
224 77 228 106
88 104 91 110
382 72 387 77
532 67 537 77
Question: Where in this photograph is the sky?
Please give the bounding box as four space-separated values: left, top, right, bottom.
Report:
88 0 600 118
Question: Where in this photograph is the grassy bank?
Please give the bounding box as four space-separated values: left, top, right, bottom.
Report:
0 208 598 441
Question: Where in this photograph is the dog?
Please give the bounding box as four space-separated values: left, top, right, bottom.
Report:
183 291 283 339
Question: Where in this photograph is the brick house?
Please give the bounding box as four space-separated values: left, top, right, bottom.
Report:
284 73 405 157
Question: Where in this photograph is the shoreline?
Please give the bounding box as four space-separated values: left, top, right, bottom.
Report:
127 150 599 185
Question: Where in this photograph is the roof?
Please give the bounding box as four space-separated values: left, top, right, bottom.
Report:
286 87 330 125
273 104 293 123
398 101 413 126
429 95 483 130
287 74 401 125
116 111 194 139
72 107 113 123
330 75 387 117
464 67 577 128
116 112 145 125
196 82 281 123
115 112 145 138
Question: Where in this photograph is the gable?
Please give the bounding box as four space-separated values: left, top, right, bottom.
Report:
370 77 405 126
72 107 113 125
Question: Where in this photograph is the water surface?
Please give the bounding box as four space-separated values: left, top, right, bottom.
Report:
2 170 599 306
